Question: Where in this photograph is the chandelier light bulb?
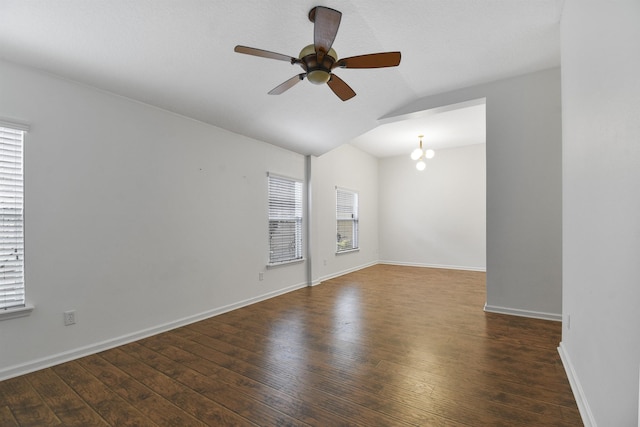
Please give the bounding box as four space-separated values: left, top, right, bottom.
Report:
410 134 432 171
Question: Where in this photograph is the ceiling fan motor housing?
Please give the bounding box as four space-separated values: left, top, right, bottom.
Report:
299 44 337 84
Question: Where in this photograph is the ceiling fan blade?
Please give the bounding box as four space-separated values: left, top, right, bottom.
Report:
327 74 356 101
310 6 341 59
268 74 306 95
334 52 402 69
234 45 297 63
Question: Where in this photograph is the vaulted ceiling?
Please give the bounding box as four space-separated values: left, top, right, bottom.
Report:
0 1 563 157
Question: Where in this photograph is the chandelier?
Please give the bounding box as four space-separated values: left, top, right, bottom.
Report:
410 134 435 171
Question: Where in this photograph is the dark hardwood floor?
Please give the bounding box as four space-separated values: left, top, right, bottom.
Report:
0 265 582 426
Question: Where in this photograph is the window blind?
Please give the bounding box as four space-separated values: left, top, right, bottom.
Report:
0 126 25 310
268 174 303 264
336 187 358 252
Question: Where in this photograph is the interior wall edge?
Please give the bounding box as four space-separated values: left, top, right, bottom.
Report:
558 342 597 427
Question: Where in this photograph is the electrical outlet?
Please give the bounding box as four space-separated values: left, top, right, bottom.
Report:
567 314 571 330
258 272 264 281
64 310 76 326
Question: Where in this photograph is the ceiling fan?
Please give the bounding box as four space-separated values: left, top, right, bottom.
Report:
234 6 401 101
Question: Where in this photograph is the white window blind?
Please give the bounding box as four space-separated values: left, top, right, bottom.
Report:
336 187 358 252
268 174 303 264
0 126 25 310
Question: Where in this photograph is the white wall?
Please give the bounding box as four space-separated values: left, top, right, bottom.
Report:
0 57 568 388
379 144 486 271
381 68 562 320
559 1 640 425
0 60 307 379
311 144 379 284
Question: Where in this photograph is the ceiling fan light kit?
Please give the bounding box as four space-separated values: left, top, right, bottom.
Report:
234 6 401 101
299 44 337 84
411 135 435 171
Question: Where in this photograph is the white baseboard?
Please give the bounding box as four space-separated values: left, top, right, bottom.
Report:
558 342 596 427
378 260 486 272
483 303 562 321
0 281 307 381
312 260 378 285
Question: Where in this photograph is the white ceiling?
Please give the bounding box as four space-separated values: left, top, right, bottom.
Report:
351 100 486 158
0 1 562 157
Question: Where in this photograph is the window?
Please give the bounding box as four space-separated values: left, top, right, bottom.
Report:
336 187 358 252
268 173 303 264
0 125 25 311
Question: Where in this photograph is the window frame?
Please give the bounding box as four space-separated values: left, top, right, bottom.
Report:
336 187 359 253
0 121 32 320
267 172 304 266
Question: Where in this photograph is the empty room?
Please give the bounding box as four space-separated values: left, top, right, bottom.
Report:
1 1 638 426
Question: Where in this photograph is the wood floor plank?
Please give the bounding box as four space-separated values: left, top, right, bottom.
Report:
0 265 582 426
0 405 19 426
100 346 287 427
125 341 357 427
76 354 207 426
51 361 157 427
24 369 108 427
160 327 471 426
0 376 62 426
141 331 428 427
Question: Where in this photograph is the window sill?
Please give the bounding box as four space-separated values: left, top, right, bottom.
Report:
336 248 360 255
267 258 305 269
0 304 34 321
